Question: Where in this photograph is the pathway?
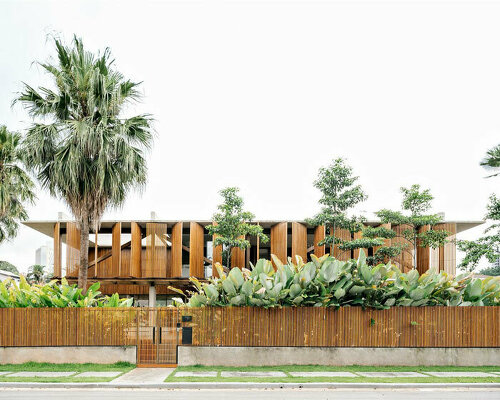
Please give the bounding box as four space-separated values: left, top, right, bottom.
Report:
112 368 174 383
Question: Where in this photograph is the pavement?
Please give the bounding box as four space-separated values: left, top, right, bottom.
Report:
0 389 499 400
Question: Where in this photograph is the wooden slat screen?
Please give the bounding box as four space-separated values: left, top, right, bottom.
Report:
145 223 167 278
231 235 245 269
417 225 430 274
65 222 80 277
291 222 307 261
314 225 326 257
0 307 498 348
331 228 351 261
392 224 414 272
271 222 287 267
352 230 367 260
189 222 205 278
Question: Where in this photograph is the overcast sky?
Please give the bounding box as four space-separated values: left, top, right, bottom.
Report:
0 0 499 273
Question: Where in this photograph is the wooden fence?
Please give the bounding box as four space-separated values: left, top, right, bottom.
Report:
0 307 498 348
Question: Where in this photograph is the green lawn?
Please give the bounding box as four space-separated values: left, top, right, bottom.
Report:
0 362 134 383
167 364 500 384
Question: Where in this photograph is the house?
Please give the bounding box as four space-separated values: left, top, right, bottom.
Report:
23 218 483 306
0 269 20 282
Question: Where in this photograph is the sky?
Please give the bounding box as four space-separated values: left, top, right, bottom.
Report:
0 0 498 273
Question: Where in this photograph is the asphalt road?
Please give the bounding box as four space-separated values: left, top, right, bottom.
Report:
0 389 499 400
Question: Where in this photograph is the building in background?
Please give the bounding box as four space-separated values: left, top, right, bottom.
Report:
35 242 54 274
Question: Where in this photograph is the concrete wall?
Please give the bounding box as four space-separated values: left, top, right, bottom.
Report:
178 346 500 367
0 346 136 364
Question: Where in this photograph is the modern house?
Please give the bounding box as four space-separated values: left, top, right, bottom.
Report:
23 218 483 306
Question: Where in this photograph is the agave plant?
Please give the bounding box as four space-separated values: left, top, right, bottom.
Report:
0 276 133 308
173 251 500 309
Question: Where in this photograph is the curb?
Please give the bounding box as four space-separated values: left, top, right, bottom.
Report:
1 382 500 390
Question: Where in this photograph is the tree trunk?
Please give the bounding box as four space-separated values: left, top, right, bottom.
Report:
227 245 232 270
78 215 89 292
413 231 417 270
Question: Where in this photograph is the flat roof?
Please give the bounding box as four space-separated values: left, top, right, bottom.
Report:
23 219 485 241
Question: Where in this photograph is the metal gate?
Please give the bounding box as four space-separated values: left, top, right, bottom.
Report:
137 308 180 367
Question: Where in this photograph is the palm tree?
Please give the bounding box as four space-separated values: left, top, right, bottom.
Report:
0 126 35 243
16 36 153 291
26 264 46 284
480 144 500 178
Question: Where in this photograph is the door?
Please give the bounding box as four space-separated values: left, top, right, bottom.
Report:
137 308 180 366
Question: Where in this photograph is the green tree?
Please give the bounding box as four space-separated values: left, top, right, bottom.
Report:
480 144 500 178
16 36 153 291
307 158 380 258
0 126 36 243
26 264 47 284
360 225 404 265
206 187 268 269
0 261 19 275
457 194 500 272
376 184 449 269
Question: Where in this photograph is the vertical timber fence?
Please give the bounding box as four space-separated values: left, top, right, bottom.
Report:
0 307 499 348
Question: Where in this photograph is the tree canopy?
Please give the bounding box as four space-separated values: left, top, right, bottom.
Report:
16 35 153 290
206 187 268 268
0 125 35 243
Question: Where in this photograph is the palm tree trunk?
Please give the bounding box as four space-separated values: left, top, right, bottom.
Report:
78 215 89 292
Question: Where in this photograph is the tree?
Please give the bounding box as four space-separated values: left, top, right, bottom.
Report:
26 264 47 284
0 260 19 275
307 158 381 258
360 225 404 265
480 144 500 178
16 36 153 291
376 184 449 269
0 126 35 243
457 194 500 272
206 187 268 269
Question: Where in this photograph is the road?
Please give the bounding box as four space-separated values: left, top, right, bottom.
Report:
0 389 499 400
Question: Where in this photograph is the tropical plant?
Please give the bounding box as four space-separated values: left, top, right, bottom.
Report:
26 264 48 284
458 194 500 272
376 184 449 269
206 187 268 269
480 144 500 178
172 251 500 309
307 158 381 258
0 125 36 243
16 36 153 291
0 260 19 275
0 276 132 308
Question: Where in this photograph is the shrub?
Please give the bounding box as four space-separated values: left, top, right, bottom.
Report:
0 276 132 308
174 251 500 309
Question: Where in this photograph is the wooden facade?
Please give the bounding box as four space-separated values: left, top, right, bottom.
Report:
21 219 474 298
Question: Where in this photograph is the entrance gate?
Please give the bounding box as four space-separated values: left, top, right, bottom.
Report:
137 308 181 367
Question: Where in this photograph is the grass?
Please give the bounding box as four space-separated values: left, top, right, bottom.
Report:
0 362 134 383
167 364 500 384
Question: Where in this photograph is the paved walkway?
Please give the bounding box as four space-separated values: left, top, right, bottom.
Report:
112 368 174 383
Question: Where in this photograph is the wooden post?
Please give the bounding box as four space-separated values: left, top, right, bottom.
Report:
53 222 61 278
112 222 122 278
130 222 142 277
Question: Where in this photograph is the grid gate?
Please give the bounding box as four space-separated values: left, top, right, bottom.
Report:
137 308 180 366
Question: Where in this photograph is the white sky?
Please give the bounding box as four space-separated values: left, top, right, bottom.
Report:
0 0 498 273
